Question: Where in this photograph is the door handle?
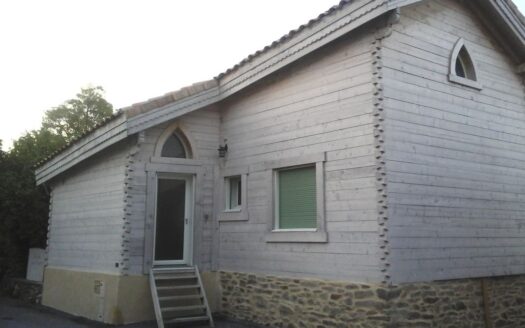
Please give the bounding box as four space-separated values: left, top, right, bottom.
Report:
185 218 189 224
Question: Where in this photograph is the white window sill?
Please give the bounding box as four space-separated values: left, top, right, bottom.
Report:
218 210 248 222
265 230 328 243
223 208 241 213
271 228 317 232
448 74 482 90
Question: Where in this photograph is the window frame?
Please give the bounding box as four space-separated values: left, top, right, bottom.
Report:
224 175 242 212
160 131 190 158
273 165 317 232
448 38 483 90
218 167 249 222
153 122 194 160
262 153 327 243
143 165 203 274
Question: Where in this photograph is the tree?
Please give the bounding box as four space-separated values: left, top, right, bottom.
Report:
42 86 113 143
0 151 49 279
10 129 65 165
0 86 114 281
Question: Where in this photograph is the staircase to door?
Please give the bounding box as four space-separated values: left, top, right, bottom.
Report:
150 266 214 327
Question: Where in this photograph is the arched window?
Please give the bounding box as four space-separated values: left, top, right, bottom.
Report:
455 47 476 80
449 38 482 90
160 129 192 158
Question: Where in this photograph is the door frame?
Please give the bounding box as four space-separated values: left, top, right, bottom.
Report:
143 159 204 274
152 173 195 266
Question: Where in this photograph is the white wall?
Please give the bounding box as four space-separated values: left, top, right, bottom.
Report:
126 108 221 275
217 26 383 283
47 141 132 273
382 0 525 283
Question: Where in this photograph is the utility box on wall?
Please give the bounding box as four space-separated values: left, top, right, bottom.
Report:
26 248 45 282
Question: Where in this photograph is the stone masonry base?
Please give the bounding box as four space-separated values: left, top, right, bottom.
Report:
219 271 525 328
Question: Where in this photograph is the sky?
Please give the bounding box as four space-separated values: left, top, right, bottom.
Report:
1 0 525 151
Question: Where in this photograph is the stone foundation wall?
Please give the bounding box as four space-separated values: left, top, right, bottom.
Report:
489 276 525 328
219 271 525 328
220 271 389 328
387 280 484 328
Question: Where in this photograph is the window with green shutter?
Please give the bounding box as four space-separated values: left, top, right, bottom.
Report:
277 166 317 229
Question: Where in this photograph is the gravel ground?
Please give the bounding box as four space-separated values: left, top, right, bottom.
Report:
0 296 256 328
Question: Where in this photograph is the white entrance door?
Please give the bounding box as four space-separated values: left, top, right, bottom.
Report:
153 174 193 266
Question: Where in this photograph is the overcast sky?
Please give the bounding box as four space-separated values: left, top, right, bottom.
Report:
1 0 525 150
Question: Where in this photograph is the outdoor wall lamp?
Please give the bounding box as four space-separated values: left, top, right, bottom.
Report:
218 144 228 158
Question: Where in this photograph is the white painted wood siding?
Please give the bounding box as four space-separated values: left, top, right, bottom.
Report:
218 27 383 283
382 0 525 283
47 141 132 273
126 109 220 275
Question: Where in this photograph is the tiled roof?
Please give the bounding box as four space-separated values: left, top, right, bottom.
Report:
34 80 221 169
122 80 218 118
35 0 351 169
34 111 124 168
215 0 353 79
34 0 525 172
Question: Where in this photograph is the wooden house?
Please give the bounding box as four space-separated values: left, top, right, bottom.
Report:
35 0 525 327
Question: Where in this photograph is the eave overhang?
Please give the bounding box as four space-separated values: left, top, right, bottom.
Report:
468 0 525 65
35 0 525 185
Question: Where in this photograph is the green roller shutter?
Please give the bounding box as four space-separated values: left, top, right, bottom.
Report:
278 166 317 229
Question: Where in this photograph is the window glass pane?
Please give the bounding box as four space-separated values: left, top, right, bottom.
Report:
237 179 242 206
278 166 316 229
455 58 466 78
456 47 476 81
227 176 241 210
161 133 187 158
155 178 185 261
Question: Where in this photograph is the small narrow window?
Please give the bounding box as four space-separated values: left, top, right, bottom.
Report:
225 176 242 211
448 38 482 90
276 166 317 230
219 172 249 221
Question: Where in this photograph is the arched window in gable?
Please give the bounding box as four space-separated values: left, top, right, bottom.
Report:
449 38 482 90
160 128 192 159
455 46 476 80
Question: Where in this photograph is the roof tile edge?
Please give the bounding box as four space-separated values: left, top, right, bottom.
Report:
123 79 218 118
215 0 354 80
